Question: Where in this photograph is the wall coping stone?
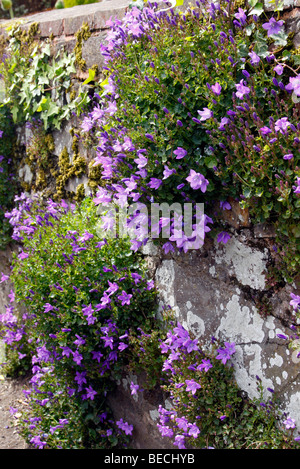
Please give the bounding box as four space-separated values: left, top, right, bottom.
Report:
0 0 131 37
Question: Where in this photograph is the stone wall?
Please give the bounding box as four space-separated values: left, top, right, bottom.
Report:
0 0 300 448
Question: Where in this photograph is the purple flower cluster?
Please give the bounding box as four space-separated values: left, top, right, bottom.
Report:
77 3 223 254
157 322 236 448
0 195 157 448
77 0 299 265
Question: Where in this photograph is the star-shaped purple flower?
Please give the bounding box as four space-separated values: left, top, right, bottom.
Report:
262 17 284 36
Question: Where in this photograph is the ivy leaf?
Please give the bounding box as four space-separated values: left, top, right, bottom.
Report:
271 30 288 47
36 97 48 112
11 105 18 122
248 2 264 16
253 31 269 58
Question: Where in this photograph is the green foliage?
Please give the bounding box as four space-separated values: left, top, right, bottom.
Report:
127 307 174 389
6 196 157 448
158 325 299 449
64 0 98 8
86 1 300 278
0 22 92 130
0 24 74 129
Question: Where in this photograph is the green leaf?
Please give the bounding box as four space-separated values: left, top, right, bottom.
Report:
271 30 288 47
293 53 300 66
204 156 217 169
36 97 48 112
11 105 18 122
248 2 264 16
83 68 96 85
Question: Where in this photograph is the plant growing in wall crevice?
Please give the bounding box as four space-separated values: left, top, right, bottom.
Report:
78 0 300 282
1 195 158 448
0 21 96 131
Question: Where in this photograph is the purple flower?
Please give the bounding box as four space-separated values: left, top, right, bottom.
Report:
173 147 187 160
275 117 291 134
293 177 300 195
92 350 103 362
249 51 260 65
162 241 175 254
274 64 284 75
18 251 29 260
290 293 300 310
101 335 114 349
148 178 162 189
217 231 230 244
106 281 119 295
186 169 209 192
216 342 236 364
277 333 288 340
220 201 231 210
93 187 112 205
30 435 47 449
81 116 94 132
259 126 272 136
285 75 300 97
235 79 250 99
262 17 284 36
8 290 15 303
0 273 9 283
117 290 132 306
234 8 247 25
284 417 296 429
73 334 85 347
163 166 176 180
99 292 111 307
188 423 200 438
185 379 201 395
197 107 213 121
134 154 148 168
197 359 213 372
211 82 222 95
82 304 96 325
43 303 55 313
72 350 83 365
176 416 189 431
85 385 97 400
116 418 133 435
219 117 230 131
75 371 87 386
283 153 293 160
174 434 186 449
60 346 72 357
78 231 94 243
158 424 174 438
130 382 140 395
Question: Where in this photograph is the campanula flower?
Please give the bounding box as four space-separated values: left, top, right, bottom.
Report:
262 17 284 36
235 79 250 99
249 51 260 65
197 107 213 121
211 82 222 95
173 147 187 159
186 170 209 192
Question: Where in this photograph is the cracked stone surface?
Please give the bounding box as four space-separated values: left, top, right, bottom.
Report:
154 233 300 428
